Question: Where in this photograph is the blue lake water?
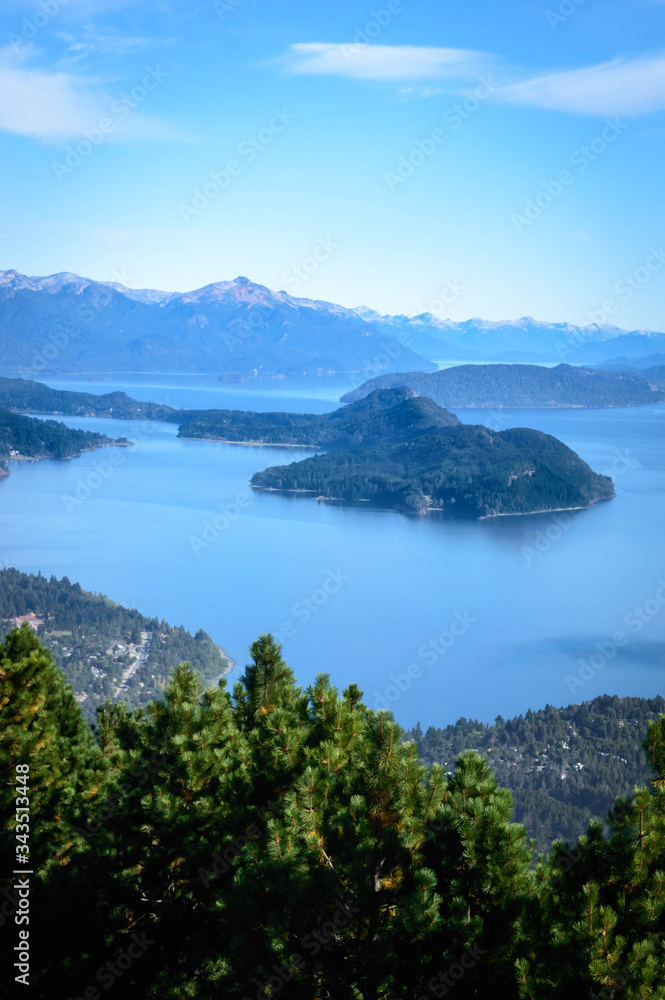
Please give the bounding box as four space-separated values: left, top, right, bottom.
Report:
1 372 664 729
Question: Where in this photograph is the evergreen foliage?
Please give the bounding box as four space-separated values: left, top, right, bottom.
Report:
1 632 664 998
0 407 126 464
0 568 229 721
340 363 665 409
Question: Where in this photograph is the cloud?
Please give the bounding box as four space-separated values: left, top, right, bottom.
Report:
57 28 178 60
0 46 179 142
497 53 665 115
0 50 97 139
282 43 490 82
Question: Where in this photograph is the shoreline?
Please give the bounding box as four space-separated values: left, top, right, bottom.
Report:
250 483 615 519
3 439 132 473
181 436 319 448
477 494 615 519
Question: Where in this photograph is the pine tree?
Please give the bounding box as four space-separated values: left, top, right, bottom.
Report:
0 626 107 992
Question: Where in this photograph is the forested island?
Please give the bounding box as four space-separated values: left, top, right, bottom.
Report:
0 568 229 721
0 375 182 422
0 407 128 473
2 628 665 998
249 390 614 516
178 386 459 446
340 362 665 408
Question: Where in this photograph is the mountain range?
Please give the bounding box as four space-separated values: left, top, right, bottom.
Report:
1 268 664 374
0 269 433 377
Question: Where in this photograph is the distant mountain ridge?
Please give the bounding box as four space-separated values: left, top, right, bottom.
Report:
0 269 434 377
341 363 665 409
359 310 665 365
1 267 664 374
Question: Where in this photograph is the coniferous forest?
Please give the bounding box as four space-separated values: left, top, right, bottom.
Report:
2 626 665 999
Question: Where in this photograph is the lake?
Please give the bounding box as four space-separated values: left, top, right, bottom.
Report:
1 372 664 729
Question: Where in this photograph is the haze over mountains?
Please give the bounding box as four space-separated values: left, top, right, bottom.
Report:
341 363 665 409
1 268 664 375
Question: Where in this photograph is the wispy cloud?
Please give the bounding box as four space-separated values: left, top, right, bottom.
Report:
282 43 490 82
0 46 178 142
57 27 178 60
497 53 665 115
0 48 97 140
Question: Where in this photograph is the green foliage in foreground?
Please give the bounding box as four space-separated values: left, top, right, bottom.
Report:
1 629 665 999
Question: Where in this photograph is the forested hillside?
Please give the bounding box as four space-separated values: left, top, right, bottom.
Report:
252 423 615 515
0 408 127 470
0 569 229 721
178 386 460 446
341 362 665 408
0 376 180 422
406 695 665 851
1 630 665 998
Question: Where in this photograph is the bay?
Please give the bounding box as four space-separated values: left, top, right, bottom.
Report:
1 372 663 729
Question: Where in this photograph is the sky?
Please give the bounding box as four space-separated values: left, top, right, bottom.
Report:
0 0 664 328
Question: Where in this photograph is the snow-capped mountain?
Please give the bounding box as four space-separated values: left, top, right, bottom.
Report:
0 269 662 374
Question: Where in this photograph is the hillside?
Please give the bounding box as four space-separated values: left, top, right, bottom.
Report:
0 375 181 421
251 420 615 516
405 695 665 852
0 407 128 472
593 364 665 389
178 386 460 447
0 269 435 376
341 362 665 408
0 568 229 722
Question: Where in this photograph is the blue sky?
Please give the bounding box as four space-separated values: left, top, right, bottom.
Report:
1 0 664 327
